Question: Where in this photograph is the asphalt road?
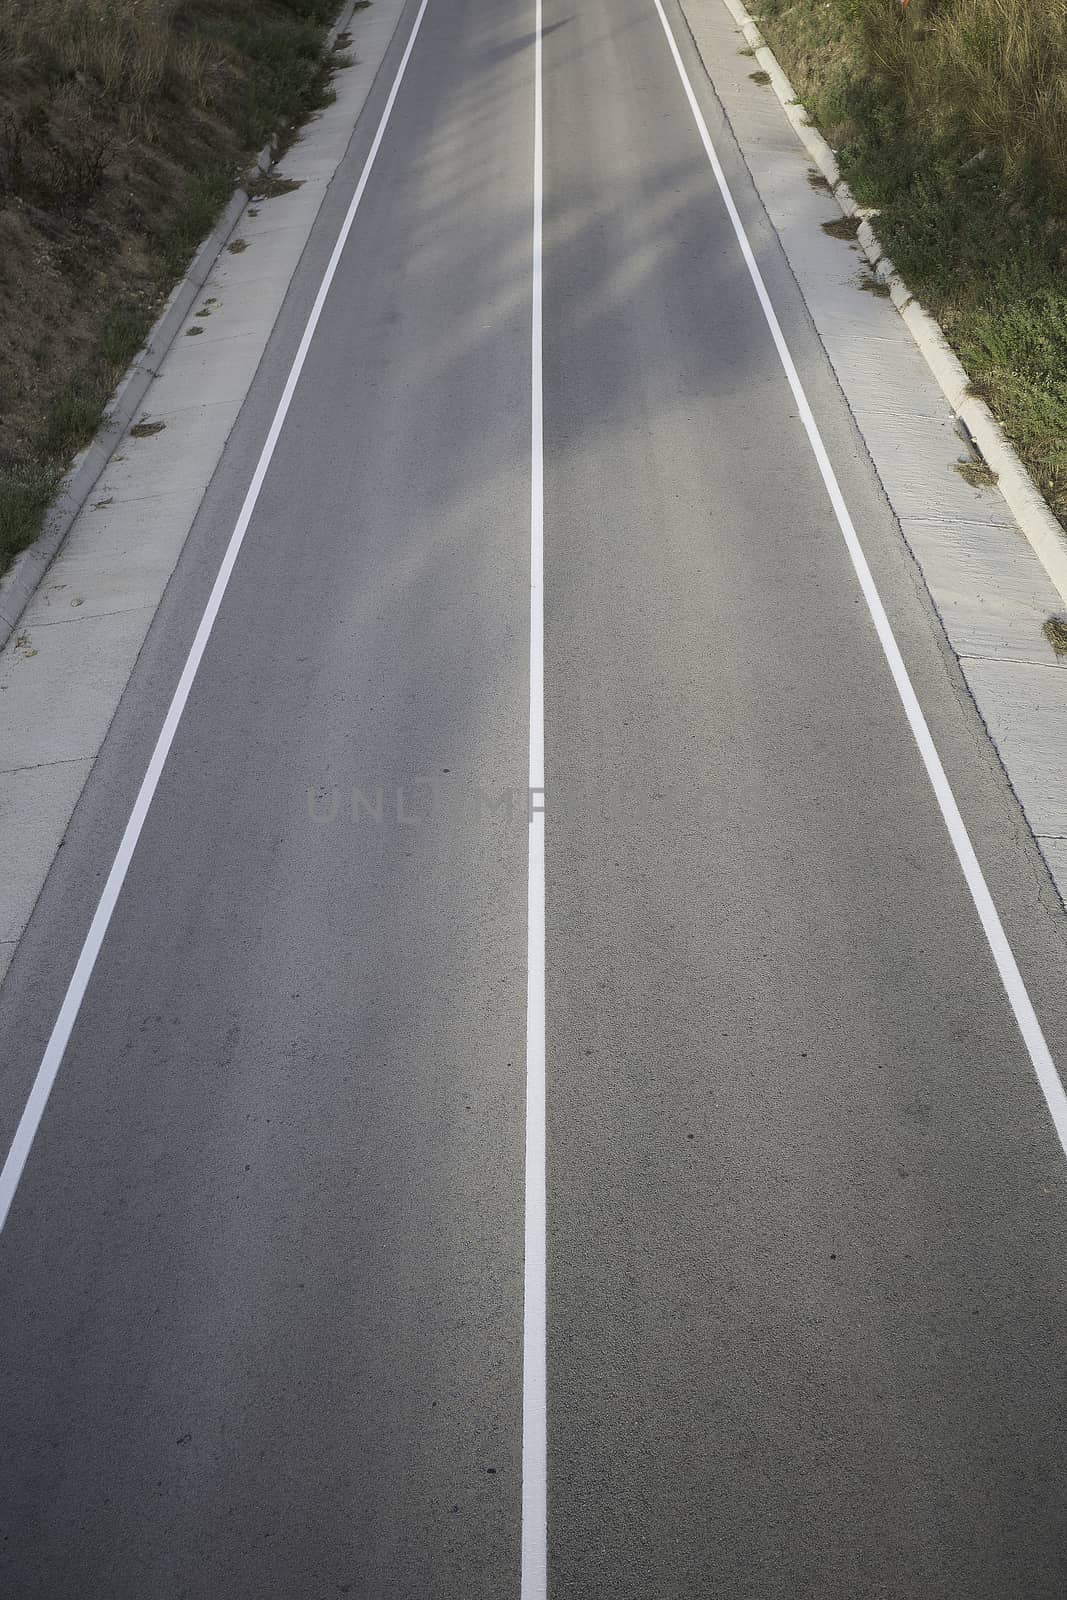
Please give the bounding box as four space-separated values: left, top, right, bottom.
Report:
2 0 1067 1595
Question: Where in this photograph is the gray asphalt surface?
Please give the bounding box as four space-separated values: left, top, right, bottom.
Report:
2 0 1067 1595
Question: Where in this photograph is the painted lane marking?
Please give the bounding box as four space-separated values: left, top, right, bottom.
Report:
651 0 1067 1156
0 0 433 1233
522 0 548 1594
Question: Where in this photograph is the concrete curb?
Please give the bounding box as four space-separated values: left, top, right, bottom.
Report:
719 0 1067 611
0 0 357 653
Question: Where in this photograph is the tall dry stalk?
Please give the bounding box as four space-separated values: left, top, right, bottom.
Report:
0 0 216 110
850 0 1067 198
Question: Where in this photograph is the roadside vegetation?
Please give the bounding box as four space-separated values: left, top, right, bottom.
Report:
754 0 1067 527
0 0 346 574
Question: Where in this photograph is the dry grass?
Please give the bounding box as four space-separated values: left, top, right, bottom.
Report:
860 0 1067 197
1 1 211 118
1043 615 1067 655
0 0 342 571
955 456 998 488
859 270 892 296
762 0 1067 202
822 214 861 239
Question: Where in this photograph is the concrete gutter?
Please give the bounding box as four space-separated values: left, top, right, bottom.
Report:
720 0 1067 611
0 0 358 652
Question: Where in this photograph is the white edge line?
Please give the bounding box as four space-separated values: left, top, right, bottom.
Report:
0 0 433 1235
651 0 1067 1157
522 0 548 1592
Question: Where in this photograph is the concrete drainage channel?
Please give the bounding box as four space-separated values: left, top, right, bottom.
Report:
0 0 409 986
679 0 1067 909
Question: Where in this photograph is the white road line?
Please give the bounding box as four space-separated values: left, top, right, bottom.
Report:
522 0 548 1594
652 0 1067 1157
0 0 432 1235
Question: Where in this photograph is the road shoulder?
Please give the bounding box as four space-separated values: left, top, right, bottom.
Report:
680 0 1067 910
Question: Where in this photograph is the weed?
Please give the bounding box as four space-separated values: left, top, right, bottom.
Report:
1043 617 1067 656
227 238 249 254
248 173 305 199
807 168 832 191
955 458 998 489
822 214 861 240
750 70 772 84
129 420 165 438
859 271 891 297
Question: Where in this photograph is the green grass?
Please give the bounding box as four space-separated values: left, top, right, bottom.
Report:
0 462 61 562
756 0 1067 526
0 0 346 573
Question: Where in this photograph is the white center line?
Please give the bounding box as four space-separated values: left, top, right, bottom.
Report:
652 0 1067 1158
522 0 548 1590
0 0 433 1234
